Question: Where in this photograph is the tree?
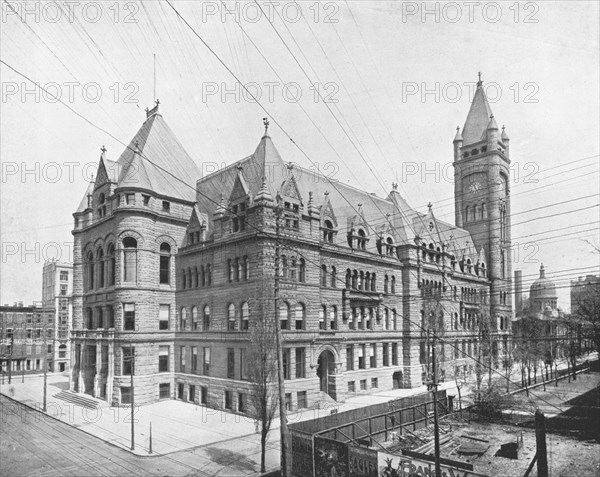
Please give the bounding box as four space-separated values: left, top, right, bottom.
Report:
247 312 279 473
571 278 600 357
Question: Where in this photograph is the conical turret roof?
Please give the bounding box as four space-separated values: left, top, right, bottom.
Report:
462 82 494 146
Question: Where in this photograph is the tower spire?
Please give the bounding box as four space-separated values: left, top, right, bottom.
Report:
477 71 482 86
263 117 270 137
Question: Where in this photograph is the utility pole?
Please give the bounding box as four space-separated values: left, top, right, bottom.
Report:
430 331 442 477
535 409 549 477
274 196 290 477
8 336 13 384
130 342 135 451
43 333 48 412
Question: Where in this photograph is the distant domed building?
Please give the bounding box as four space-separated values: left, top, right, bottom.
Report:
529 264 560 318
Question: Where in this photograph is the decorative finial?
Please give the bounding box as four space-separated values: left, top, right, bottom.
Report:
477 71 482 86
392 182 398 191
263 117 269 136
324 191 329 197
155 99 160 106
308 191 313 204
287 162 294 170
237 164 243 172
145 107 149 113
427 202 433 210
134 140 140 152
456 126 460 132
490 114 494 119
100 145 106 153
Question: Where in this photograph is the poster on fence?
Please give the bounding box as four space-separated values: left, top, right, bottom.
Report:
291 432 314 477
378 451 488 477
348 444 378 477
314 435 348 477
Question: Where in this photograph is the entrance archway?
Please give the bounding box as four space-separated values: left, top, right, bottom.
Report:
316 350 336 398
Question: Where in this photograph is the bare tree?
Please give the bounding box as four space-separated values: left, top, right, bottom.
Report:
247 312 279 473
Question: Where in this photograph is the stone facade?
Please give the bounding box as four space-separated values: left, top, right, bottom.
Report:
70 82 513 413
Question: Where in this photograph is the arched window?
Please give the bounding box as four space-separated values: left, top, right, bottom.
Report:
86 251 95 290
359 271 364 290
357 229 367 250
107 244 116 286
365 272 371 291
193 266 198 288
330 266 336 288
329 306 337 330
159 243 171 284
203 305 211 331
352 270 358 289
123 237 137 283
241 302 249 330
206 264 212 285
321 265 327 287
465 206 470 222
187 268 192 289
392 309 397 330
391 276 396 294
191 306 198 330
96 248 104 288
180 307 187 331
243 256 249 280
384 309 389 330
235 258 241 281
280 302 290 330
323 220 334 242
281 255 288 279
86 308 94 329
295 303 305 330
346 269 352 289
481 202 486 219
371 273 376 292
289 258 297 281
384 275 389 294
228 304 236 331
471 207 476 222
386 237 394 256
228 259 233 282
319 305 326 330
181 269 187 289
299 259 306 283
201 265 206 286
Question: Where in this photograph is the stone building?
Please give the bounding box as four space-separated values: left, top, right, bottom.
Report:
42 260 73 372
71 79 512 410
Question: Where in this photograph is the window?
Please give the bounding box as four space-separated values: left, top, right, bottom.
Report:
348 381 355 393
392 343 398 366
158 304 170 330
228 259 234 283
142 194 151 206
159 383 170 399
200 386 208 404
243 256 249 280
121 386 132 404
228 304 236 331
180 307 187 331
238 393 246 413
298 259 306 282
86 251 95 290
371 378 378 389
391 276 396 294
60 271 69 281
179 346 186 372
329 306 337 330
123 237 137 283
241 302 249 330
330 266 336 288
123 304 135 330
203 347 210 375
189 385 196 403
240 348 248 380
224 391 233 410
360 379 367 390
319 306 326 330
96 248 105 287
295 348 305 378
297 391 308 409
280 302 290 330
203 305 211 331
159 243 171 284
357 229 367 250
158 346 169 372
321 265 327 287
370 344 376 368
122 347 134 376
295 303 305 330
323 220 334 242
282 348 291 380
192 306 199 330
107 244 116 286
358 345 365 369
227 348 235 379
125 193 135 205
60 284 68 296
192 346 198 373
383 343 389 366
162 201 170 212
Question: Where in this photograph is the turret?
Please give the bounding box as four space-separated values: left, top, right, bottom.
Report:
453 126 463 161
486 114 498 150
501 125 510 156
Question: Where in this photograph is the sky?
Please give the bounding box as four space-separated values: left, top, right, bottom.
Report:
1 0 599 310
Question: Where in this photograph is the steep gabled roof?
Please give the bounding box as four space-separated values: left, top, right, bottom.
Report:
115 112 200 202
462 82 493 146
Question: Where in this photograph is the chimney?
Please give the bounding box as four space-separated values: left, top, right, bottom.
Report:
514 270 523 315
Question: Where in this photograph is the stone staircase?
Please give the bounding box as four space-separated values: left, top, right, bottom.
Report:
53 391 100 410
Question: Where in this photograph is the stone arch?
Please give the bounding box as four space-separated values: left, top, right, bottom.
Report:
310 343 340 370
155 234 178 253
116 230 144 249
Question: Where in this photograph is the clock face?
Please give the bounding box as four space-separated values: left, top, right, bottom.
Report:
468 180 482 194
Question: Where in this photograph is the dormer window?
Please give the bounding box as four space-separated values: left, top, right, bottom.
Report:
162 201 170 212
282 200 300 230
125 193 135 205
97 193 107 218
385 237 394 256
143 194 151 206
232 201 247 232
322 220 335 242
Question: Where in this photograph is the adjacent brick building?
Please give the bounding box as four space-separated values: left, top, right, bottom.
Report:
71 80 513 411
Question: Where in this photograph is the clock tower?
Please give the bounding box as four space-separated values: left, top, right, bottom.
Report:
453 75 512 323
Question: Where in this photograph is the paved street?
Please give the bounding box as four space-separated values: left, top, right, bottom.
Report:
0 395 280 477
